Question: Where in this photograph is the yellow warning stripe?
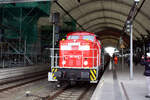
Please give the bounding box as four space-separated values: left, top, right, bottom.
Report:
90 75 93 81
93 69 96 74
90 70 96 80
52 68 57 80
53 77 56 80
55 68 57 72
52 68 55 72
52 68 57 72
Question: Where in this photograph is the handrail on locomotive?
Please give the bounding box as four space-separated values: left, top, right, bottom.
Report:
50 48 103 69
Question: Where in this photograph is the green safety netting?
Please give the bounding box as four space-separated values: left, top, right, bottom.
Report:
41 25 53 48
0 1 50 44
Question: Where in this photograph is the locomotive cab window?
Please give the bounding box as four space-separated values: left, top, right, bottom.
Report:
82 35 95 42
68 35 79 40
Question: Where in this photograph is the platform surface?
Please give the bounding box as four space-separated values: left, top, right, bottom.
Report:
91 61 149 100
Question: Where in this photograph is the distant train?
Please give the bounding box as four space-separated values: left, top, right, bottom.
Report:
48 31 108 83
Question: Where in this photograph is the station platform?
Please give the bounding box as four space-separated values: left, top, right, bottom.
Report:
91 61 149 100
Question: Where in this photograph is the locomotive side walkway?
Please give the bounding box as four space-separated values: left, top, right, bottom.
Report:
91 61 149 100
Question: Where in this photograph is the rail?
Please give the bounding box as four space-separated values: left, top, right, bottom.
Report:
47 84 93 100
0 71 47 92
0 65 48 80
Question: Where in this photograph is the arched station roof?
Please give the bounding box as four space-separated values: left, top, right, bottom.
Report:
50 0 150 48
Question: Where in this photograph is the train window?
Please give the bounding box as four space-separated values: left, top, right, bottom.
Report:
68 35 79 40
83 35 94 41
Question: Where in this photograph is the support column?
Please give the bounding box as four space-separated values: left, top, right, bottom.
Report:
130 25 133 80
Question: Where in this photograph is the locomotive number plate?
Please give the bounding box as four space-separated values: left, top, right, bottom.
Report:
68 42 80 46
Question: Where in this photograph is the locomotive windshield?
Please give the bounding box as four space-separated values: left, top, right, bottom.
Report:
68 35 79 40
68 35 95 41
83 35 94 42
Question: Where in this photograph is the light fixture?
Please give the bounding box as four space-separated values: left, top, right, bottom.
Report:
84 61 88 66
134 0 140 3
126 20 131 33
62 61 66 65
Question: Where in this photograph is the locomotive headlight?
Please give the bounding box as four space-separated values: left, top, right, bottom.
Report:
84 61 88 65
62 61 66 65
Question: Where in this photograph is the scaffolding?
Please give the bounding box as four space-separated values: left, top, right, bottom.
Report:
0 1 51 68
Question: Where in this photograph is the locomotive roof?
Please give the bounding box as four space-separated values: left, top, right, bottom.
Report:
67 31 95 36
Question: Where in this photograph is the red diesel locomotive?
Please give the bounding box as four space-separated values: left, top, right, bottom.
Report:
49 31 104 83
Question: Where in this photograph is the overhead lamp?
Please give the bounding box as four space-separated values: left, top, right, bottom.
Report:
144 35 147 38
134 0 140 5
134 0 140 3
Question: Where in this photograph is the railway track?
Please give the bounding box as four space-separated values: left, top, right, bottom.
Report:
0 71 47 92
0 61 109 100
47 83 95 100
47 61 110 100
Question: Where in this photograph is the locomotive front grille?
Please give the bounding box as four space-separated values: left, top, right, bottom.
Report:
76 60 81 66
69 59 74 66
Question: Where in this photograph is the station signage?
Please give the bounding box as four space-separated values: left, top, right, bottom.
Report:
120 43 125 49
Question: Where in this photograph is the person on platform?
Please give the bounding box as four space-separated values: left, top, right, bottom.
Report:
114 56 118 65
126 56 130 67
141 53 150 98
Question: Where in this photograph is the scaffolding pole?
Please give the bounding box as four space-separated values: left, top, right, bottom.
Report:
24 39 26 66
19 8 22 65
51 23 55 68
